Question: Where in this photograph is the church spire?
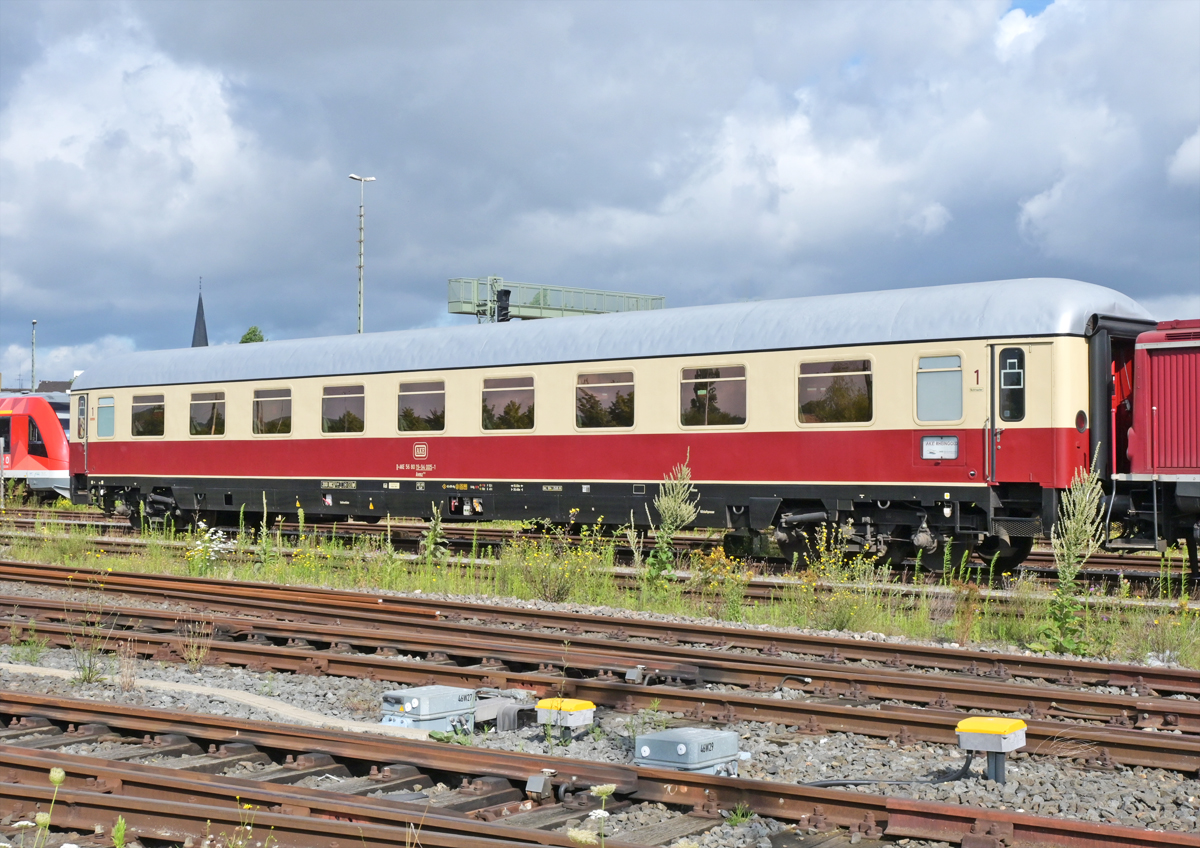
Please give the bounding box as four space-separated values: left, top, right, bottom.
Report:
191 278 208 347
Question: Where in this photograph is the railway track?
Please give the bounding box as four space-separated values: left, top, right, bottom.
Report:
2 561 1197 774
1 692 1194 848
2 524 1193 613
3 506 1191 583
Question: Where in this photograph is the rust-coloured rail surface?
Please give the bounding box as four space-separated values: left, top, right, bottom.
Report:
2 693 1195 848
3 560 1194 694
3 506 1190 579
5 590 1198 736
2 748 588 848
2 564 1198 771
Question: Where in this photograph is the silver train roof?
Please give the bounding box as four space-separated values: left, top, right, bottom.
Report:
74 278 1153 390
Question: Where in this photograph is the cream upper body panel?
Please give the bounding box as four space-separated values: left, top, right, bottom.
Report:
75 337 1088 442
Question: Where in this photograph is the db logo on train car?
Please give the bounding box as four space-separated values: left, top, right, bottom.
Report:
413 442 429 459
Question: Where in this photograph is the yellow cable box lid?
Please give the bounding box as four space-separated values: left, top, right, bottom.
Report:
955 716 1027 735
536 698 596 712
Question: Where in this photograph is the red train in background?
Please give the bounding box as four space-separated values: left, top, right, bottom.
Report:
65 279 1198 574
1 392 71 500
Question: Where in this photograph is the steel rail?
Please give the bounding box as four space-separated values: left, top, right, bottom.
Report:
6 591 1197 733
0 746 594 847
2 693 1194 848
0 784 567 848
3 560 1193 695
4 524 1192 614
1 613 1194 770
2 529 1190 615
3 509 1189 579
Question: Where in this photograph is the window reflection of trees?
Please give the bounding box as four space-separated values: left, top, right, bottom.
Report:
483 378 535 430
132 395 165 437
399 382 446 431
322 386 365 433
577 373 634 428
399 403 445 431
680 367 746 426
190 392 225 436
799 361 872 424
253 389 291 435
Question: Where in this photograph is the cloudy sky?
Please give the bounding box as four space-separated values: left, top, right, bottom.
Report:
1 0 1197 384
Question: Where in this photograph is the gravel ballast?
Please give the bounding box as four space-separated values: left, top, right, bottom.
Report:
2 645 1196 835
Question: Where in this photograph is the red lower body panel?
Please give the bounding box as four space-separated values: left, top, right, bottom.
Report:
76 428 1085 489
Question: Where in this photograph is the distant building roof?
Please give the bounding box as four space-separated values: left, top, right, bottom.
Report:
35 381 73 393
73 278 1155 391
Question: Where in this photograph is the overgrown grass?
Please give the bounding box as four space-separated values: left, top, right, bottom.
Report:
2 513 1197 669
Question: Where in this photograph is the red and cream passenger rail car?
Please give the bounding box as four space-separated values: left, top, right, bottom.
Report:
69 278 1193 571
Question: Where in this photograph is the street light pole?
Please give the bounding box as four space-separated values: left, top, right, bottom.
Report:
348 174 376 333
31 319 37 391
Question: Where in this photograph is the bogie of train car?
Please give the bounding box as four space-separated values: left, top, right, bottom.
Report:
67 279 1197 573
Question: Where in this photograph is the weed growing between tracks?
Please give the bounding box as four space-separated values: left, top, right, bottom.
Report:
4 511 1198 668
63 574 114 684
14 767 66 848
8 613 49 664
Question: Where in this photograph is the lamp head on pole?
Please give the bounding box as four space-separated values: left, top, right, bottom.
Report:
348 174 376 182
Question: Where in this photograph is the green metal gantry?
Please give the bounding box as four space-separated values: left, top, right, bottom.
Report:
448 276 665 322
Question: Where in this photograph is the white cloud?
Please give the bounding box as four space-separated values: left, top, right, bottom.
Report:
1 335 135 387
1 0 1196 350
1167 127 1200 186
508 2 1189 283
0 16 253 243
1136 293 1200 322
909 202 952 236
994 9 1044 62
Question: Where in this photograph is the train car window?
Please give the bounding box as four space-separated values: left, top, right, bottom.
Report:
97 397 114 438
577 372 634 429
76 395 88 440
253 388 291 435
680 366 746 426
190 392 226 436
798 360 872 424
999 348 1025 422
131 394 165 437
0 418 9 454
916 356 962 422
28 418 48 457
398 381 445 431
323 385 365 433
482 377 534 430
50 401 70 434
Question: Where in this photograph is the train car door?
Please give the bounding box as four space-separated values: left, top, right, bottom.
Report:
988 342 1054 483
71 393 89 502
0 412 10 469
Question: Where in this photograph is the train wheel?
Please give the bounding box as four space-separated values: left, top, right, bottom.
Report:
976 535 1034 572
877 539 916 570
124 497 144 531
916 538 976 575
773 529 813 568
723 533 755 560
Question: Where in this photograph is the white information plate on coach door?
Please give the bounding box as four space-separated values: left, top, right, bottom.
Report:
921 435 959 460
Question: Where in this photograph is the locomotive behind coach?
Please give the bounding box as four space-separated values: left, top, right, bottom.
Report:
67 279 1198 572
